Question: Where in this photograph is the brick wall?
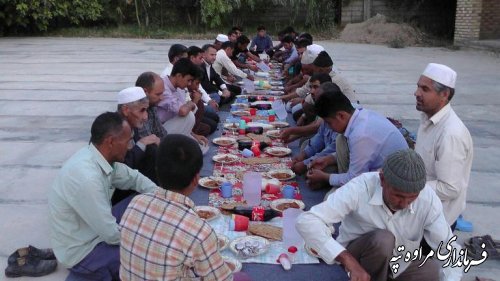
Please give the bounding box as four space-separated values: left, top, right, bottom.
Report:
480 0 500 39
454 0 482 42
341 0 365 24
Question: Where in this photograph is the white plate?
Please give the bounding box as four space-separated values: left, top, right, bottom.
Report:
217 233 230 251
250 101 273 106
264 147 291 157
222 256 242 272
212 137 237 147
269 81 282 86
270 121 289 129
269 90 285 96
232 103 249 109
267 169 295 181
223 122 240 131
232 110 251 117
229 235 270 258
270 199 305 212
212 154 239 164
198 176 225 189
193 206 221 221
266 130 281 139
255 72 270 78
246 122 274 130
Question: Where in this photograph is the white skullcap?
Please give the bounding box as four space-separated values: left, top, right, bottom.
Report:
117 87 146 105
422 63 457 88
216 34 229 42
301 44 324 65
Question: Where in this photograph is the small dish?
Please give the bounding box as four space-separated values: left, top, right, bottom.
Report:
267 169 295 181
270 198 305 212
270 121 289 128
266 130 281 139
193 206 221 221
213 137 237 147
222 256 242 272
232 110 251 117
229 236 270 258
212 154 239 164
264 147 291 157
223 122 240 131
198 176 225 189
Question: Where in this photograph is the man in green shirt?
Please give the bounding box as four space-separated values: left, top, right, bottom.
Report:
48 112 156 280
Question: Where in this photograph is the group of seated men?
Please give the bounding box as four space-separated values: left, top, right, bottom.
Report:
45 25 473 281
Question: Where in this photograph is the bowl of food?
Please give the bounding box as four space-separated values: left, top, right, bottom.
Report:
198 177 225 189
267 169 295 181
270 199 305 212
213 137 237 147
193 206 221 221
212 154 239 164
229 236 269 258
264 147 292 157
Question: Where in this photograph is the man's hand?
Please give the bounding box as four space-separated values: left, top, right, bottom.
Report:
336 251 371 281
208 100 219 111
138 134 160 146
247 74 255 81
190 90 201 104
310 155 335 170
248 64 258 72
290 97 303 107
192 133 208 146
279 128 294 143
221 89 231 98
306 168 330 189
292 161 307 175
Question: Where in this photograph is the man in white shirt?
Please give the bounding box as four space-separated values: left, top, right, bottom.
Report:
414 63 473 228
161 44 188 78
214 41 255 81
297 149 463 281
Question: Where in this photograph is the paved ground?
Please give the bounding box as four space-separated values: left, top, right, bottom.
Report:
0 37 499 280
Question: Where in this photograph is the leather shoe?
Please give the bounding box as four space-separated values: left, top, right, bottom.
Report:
5 256 57 278
7 245 56 265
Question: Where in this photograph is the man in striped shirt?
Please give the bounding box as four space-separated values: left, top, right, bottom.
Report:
119 134 246 280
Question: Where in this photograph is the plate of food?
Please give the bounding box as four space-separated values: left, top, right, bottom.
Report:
212 154 239 164
269 81 282 86
217 233 230 251
270 199 305 212
264 147 292 157
229 236 270 258
232 103 249 109
255 72 270 78
198 176 225 189
271 86 284 91
222 256 242 272
246 122 274 130
194 206 221 221
232 110 251 117
266 130 281 139
267 169 295 181
223 122 240 131
213 137 237 147
270 121 289 129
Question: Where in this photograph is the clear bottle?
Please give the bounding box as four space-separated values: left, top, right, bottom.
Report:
243 172 262 206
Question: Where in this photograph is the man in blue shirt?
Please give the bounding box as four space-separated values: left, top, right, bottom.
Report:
307 89 408 190
249 25 273 54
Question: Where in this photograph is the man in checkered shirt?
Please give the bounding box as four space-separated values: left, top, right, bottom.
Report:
119 134 248 280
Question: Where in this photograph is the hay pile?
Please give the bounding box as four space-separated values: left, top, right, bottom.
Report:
340 14 422 47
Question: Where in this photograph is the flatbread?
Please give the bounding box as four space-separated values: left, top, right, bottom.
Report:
248 223 282 241
241 157 280 165
246 133 272 144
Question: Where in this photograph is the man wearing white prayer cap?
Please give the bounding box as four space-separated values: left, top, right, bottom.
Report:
213 34 229 50
414 63 473 229
113 86 160 204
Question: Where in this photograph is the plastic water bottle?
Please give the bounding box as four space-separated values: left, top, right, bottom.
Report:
283 208 304 250
272 99 287 121
243 172 262 206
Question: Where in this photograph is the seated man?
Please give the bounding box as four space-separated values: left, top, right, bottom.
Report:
306 88 408 190
214 34 229 50
120 134 249 280
280 35 299 77
188 66 212 137
214 41 255 81
161 44 188 78
48 112 157 280
136 71 168 140
231 35 261 70
112 87 160 204
297 149 463 281
249 25 273 54
227 30 238 43
157 57 208 150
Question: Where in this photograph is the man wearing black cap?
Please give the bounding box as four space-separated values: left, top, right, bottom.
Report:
297 149 463 281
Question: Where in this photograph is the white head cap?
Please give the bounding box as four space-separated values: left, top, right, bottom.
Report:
301 44 325 65
422 63 457 88
216 34 229 42
117 87 147 105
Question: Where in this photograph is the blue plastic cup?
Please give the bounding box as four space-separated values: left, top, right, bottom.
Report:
282 185 295 199
221 182 233 198
241 148 254 158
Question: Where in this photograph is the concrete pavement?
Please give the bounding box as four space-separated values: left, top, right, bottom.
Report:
0 37 499 280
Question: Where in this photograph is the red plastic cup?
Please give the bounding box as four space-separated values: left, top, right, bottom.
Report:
265 183 281 194
268 115 276 122
249 108 257 116
232 214 249 231
242 116 252 123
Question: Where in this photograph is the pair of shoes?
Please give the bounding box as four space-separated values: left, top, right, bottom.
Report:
4 256 57 278
455 215 473 232
7 245 55 265
465 235 500 260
